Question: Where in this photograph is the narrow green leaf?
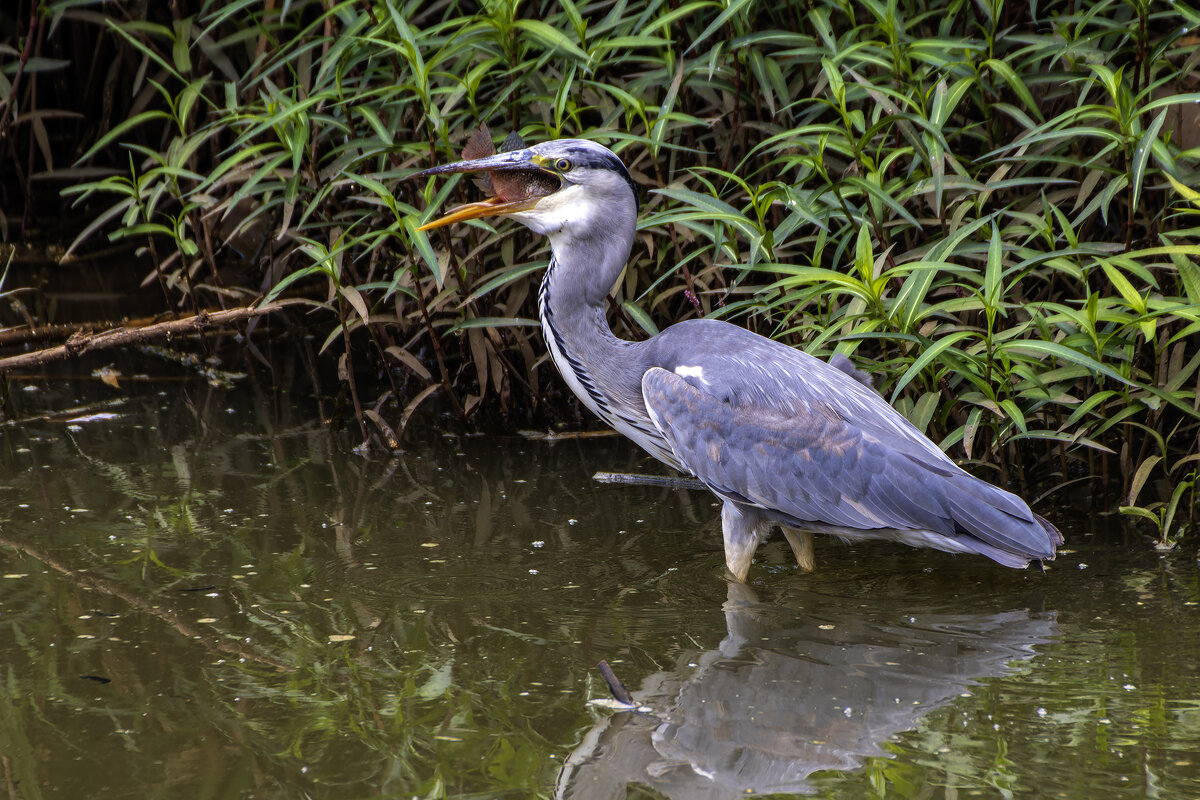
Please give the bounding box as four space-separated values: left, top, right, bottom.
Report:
844 176 921 229
408 225 446 289
1098 261 1147 314
75 110 173 164
1166 173 1200 207
445 317 540 333
621 301 659 337
984 58 1041 120
984 222 1002 311
1002 340 1134 386
461 262 547 306
1119 505 1161 523
854 224 874 285
513 20 589 61
1127 455 1163 505
890 331 973 400
998 399 1028 434
1130 108 1166 213
686 0 757 53
907 391 941 433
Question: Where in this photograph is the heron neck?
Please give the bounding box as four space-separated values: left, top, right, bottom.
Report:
538 232 643 419
537 230 684 469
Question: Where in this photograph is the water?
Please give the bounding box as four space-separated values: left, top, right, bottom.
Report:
1 387 1199 799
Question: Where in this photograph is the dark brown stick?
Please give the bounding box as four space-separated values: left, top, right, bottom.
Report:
0 304 282 372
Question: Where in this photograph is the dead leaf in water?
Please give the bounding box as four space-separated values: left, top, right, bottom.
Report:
92 365 122 389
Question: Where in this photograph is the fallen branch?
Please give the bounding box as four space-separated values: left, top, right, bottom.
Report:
517 428 622 441
0 303 282 372
0 308 232 348
0 320 101 348
593 471 707 490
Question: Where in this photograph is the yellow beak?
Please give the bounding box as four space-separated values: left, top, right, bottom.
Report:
415 196 542 231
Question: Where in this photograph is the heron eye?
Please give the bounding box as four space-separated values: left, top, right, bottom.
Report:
555 158 572 172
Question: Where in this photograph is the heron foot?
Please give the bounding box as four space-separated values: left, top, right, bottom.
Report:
721 502 771 582
723 535 758 583
781 527 816 572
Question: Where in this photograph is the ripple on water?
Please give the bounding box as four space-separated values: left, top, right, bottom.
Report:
323 560 537 603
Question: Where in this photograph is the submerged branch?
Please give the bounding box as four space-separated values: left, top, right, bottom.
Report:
0 304 282 372
0 532 292 671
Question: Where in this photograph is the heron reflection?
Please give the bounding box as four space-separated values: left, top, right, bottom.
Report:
557 582 1057 799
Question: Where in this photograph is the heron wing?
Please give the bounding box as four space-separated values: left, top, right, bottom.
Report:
646 318 953 467
640 366 1057 562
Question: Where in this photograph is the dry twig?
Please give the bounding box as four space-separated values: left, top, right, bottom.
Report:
0 304 282 372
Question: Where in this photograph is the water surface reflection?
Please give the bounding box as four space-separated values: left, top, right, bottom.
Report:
0 388 1198 798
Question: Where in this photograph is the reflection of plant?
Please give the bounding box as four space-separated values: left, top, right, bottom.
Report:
0 407 696 795
6 398 1200 795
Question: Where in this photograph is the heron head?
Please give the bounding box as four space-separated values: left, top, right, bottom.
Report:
414 138 638 238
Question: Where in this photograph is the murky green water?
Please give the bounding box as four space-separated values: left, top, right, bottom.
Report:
1 388 1199 799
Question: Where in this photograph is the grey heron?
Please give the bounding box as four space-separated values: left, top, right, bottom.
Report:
415 137 1062 581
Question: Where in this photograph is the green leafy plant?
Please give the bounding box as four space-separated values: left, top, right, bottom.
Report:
1 0 1198 543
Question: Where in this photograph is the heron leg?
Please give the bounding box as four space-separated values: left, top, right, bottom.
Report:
781 527 816 572
720 502 770 582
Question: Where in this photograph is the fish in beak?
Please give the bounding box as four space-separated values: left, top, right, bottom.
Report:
414 128 561 231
